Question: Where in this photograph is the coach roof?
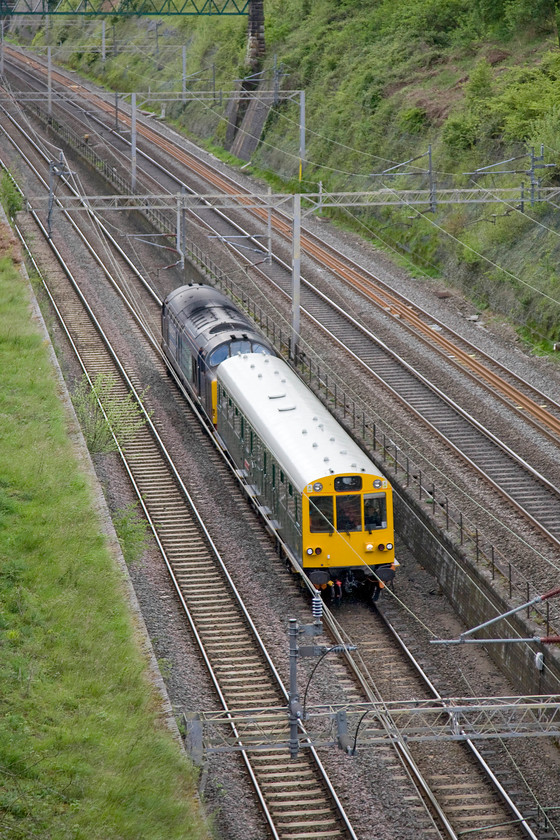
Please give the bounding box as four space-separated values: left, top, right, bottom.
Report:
217 353 384 492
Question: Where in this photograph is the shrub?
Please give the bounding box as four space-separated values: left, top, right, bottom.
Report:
0 171 23 217
113 503 148 565
398 107 428 134
71 373 148 454
442 112 480 149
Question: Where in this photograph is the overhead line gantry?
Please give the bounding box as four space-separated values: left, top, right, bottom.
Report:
0 0 249 15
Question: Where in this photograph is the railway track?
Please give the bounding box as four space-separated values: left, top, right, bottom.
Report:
4 44 560 437
5 46 560 556
14 204 358 840
335 603 545 840
4 45 560 664
4 86 560 839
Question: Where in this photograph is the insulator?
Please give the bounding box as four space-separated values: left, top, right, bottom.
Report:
312 594 323 620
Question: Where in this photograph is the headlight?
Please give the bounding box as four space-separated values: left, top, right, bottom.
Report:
306 548 314 555
386 543 393 550
373 479 383 488
313 482 323 492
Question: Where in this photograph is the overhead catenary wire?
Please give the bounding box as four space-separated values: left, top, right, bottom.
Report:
4 54 560 636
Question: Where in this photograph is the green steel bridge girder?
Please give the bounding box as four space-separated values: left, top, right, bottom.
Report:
0 0 249 14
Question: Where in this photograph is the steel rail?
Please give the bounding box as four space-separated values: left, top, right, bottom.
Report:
317 600 541 839
6 66 560 609
7 45 560 446
15 209 358 840
132 170 560 549
4 119 540 840
376 607 540 839
5 135 359 840
35 54 558 445
55 97 560 553
1 126 470 840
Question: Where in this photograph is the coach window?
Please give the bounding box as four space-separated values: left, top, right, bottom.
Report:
364 494 386 531
336 495 362 532
309 496 334 533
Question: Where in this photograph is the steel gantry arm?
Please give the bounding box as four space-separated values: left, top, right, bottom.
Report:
0 0 249 14
184 695 560 756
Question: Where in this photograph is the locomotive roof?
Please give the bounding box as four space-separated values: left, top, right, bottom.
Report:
217 353 386 492
163 284 268 349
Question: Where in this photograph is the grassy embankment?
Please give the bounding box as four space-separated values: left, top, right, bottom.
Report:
18 0 560 350
0 235 209 837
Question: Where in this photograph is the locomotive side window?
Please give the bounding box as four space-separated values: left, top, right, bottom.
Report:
252 342 271 355
336 495 362 532
309 496 334 533
334 476 362 492
179 340 193 382
364 493 386 530
167 318 178 358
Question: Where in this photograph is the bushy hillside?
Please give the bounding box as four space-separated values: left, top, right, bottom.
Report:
21 0 560 347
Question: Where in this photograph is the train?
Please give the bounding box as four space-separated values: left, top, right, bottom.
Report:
161 283 396 603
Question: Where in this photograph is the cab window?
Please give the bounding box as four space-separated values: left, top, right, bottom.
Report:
334 476 362 492
208 343 229 367
336 495 362 532
309 496 334 533
230 340 252 356
364 493 386 531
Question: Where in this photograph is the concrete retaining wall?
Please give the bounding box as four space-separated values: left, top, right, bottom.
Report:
394 489 560 696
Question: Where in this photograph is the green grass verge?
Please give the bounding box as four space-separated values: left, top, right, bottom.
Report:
0 255 209 839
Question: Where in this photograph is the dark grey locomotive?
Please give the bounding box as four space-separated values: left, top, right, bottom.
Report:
161 284 276 423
